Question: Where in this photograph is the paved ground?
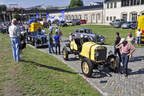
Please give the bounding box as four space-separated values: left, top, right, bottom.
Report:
33 37 144 96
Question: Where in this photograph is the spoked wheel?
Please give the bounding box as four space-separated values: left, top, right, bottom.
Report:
107 55 119 72
63 48 68 60
81 58 93 77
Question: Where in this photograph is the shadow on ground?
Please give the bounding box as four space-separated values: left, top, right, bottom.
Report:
129 56 144 62
21 59 77 74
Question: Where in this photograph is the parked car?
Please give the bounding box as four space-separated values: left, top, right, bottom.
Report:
112 19 125 28
26 31 48 48
130 22 137 30
80 19 87 24
121 22 133 29
66 19 80 26
0 25 8 34
66 20 73 26
57 21 67 27
73 28 105 44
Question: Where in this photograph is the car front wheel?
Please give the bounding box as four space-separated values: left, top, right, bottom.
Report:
81 58 93 77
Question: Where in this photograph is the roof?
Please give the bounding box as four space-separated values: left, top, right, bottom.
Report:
104 0 119 2
49 5 103 13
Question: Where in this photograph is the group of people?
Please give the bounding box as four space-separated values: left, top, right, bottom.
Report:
47 26 63 55
114 32 136 77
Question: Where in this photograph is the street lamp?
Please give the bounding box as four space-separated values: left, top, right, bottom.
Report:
2 11 6 22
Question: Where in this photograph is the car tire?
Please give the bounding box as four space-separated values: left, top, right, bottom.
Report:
34 42 38 48
107 55 120 72
81 58 93 77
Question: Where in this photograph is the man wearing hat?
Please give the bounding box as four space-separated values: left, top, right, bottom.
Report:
9 18 21 62
116 38 135 77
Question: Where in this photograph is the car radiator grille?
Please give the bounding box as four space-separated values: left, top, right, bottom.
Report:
96 49 107 61
42 37 47 44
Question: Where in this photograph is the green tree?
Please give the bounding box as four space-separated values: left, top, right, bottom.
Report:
0 5 7 22
69 0 83 8
13 12 21 21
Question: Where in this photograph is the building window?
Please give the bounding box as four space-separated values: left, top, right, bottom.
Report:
107 17 109 21
142 0 144 4
84 14 88 20
97 14 101 20
137 0 140 5
79 15 81 19
131 13 137 21
110 16 112 21
114 2 117 8
110 3 113 8
122 14 127 22
107 3 109 8
113 16 116 20
92 14 96 20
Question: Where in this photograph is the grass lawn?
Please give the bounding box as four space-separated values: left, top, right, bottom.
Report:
46 25 135 45
0 33 100 96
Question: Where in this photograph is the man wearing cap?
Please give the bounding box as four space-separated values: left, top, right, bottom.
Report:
116 38 135 77
9 19 21 62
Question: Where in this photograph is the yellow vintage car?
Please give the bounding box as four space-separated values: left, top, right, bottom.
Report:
136 15 144 43
62 36 119 77
29 22 42 32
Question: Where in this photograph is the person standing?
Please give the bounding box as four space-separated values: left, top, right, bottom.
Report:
136 28 142 46
114 32 121 61
47 32 54 53
55 27 63 37
116 38 135 77
126 32 135 59
9 19 21 62
126 32 135 45
49 26 53 33
54 32 61 55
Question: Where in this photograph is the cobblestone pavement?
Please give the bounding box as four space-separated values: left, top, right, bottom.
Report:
35 37 144 96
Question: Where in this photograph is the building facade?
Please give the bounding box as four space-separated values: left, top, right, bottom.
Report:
7 0 144 25
104 0 144 24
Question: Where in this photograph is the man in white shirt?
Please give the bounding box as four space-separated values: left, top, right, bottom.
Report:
136 28 142 45
9 18 20 62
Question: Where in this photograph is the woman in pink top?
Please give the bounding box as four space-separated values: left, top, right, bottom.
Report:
116 38 135 77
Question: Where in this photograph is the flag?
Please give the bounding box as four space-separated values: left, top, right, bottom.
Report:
46 12 49 21
36 13 39 19
61 10 65 20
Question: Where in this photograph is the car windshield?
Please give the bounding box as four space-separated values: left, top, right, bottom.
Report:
37 32 44 35
85 29 92 33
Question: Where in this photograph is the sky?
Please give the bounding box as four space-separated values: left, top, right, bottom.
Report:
0 0 103 8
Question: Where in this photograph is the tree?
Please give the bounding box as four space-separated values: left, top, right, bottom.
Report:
0 5 7 22
69 0 83 8
13 12 21 21
0 5 7 11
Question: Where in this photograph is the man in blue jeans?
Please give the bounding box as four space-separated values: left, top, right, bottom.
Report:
9 19 20 62
47 32 54 53
54 32 61 55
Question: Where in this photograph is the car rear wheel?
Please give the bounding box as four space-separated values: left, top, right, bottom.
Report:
34 42 38 48
81 58 93 77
